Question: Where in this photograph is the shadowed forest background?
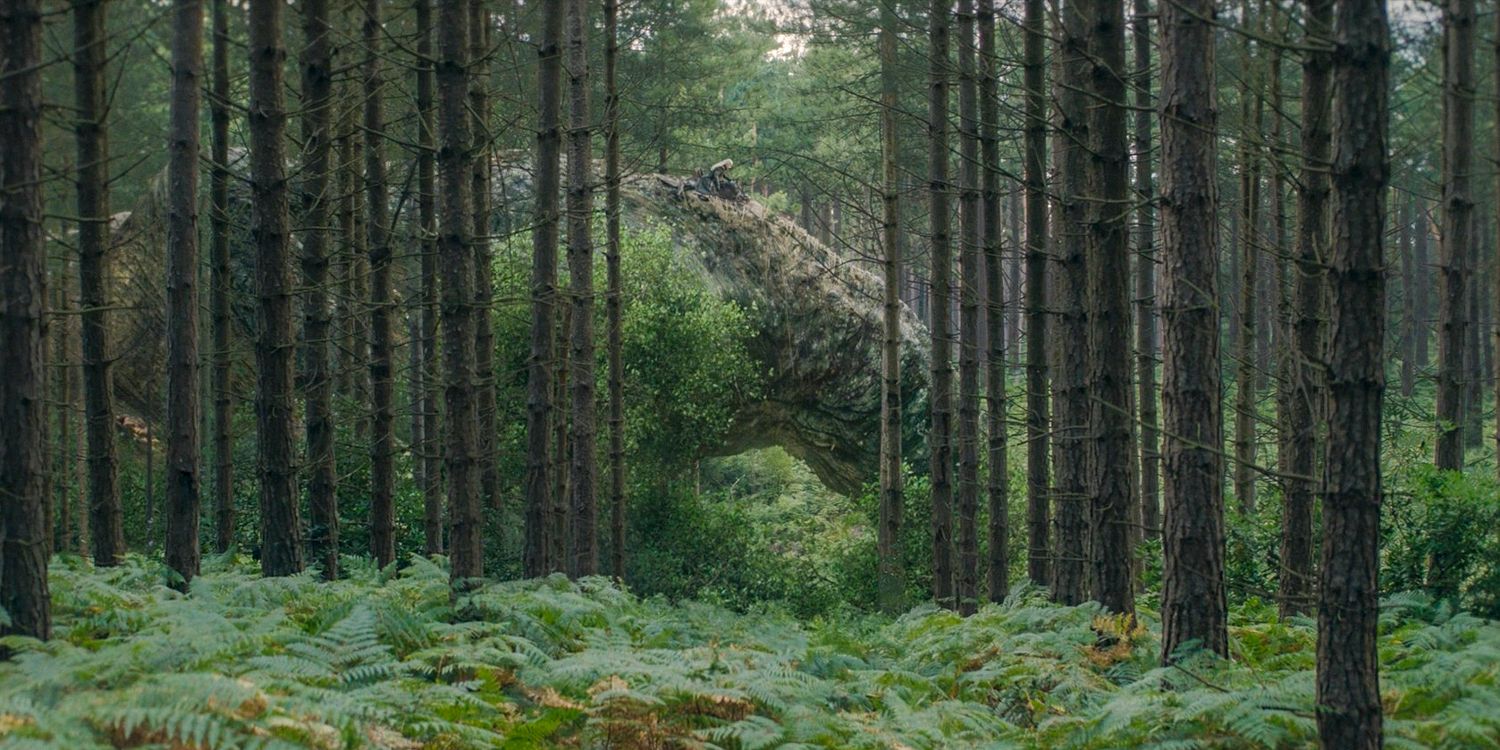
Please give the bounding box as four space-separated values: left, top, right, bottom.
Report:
2 0 1500 746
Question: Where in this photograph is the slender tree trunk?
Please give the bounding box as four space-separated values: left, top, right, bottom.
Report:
298 0 338 579
1083 0 1136 617
144 420 155 547
551 302 571 570
928 0 956 610
164 0 204 587
1495 15 1500 476
604 0 626 580
1051 0 1090 606
1415 200 1432 371
1436 0 1474 471
73 0 123 567
955 0 981 616
979 0 1007 603
362 0 395 569
1400 196 1416 397
566 0 598 577
0 0 50 647
51 272 70 556
250 0 304 577
525 0 563 579
1022 0 1051 588
415 0 444 557
877 0 905 613
1317 1 1388 744
1279 0 1331 619
438 0 483 586
471 0 500 513
1131 0 1159 542
1464 235 1483 446
1233 32 1264 515
1158 0 1227 661
210 0 234 555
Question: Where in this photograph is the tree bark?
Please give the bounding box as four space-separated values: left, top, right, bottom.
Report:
566 0 598 578
1280 0 1331 619
1436 0 1474 471
210 0 235 555
1399 196 1415 397
415 0 444 557
363 0 395 570
1085 0 1136 617
1022 0 1051 588
979 0 1007 603
604 0 626 581
877 0 905 613
1233 25 1265 515
928 0 956 610
956 0 981 616
1158 0 1227 661
525 0 563 579
0 0 50 647
74 0 123 567
299 0 338 578
1317 1 1388 745
472 0 500 514
439 0 483 586
165 0 204 587
1132 0 1159 543
250 0 304 577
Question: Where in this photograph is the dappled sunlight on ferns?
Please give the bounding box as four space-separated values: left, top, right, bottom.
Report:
2 557 1499 748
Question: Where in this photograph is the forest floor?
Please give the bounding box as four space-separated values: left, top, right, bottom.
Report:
2 556 1498 749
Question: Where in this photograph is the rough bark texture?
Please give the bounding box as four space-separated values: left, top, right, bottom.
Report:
1317 1 1388 745
164 0 204 587
74 0 124 567
1436 0 1474 471
364 0 395 570
1399 197 1415 397
438 0 483 586
1233 31 1264 516
1085 0 1136 617
604 0 626 580
1495 11 1500 479
877 0 905 614
1281 0 1331 619
1158 0 1227 661
956 0 981 616
566 0 598 578
1414 201 1431 371
1022 0 1051 587
1132 0 1158 542
301 0 339 579
928 0 956 610
472 1 500 516
210 0 234 555
0 0 52 646
250 0 304 577
415 0 443 557
1052 0 1090 606
525 0 563 579
979 0 1007 603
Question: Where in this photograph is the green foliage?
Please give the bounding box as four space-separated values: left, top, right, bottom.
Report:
7 559 1500 749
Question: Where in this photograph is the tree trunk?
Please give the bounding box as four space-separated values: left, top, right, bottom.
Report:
1317 2 1388 745
165 0 204 587
472 0 501 514
1436 0 1474 471
74 0 123 567
1158 0 1227 661
1051 0 1090 607
438 0 483 587
1022 0 1051 588
1084 0 1136 617
1132 0 1159 543
210 0 235 555
566 0 598 578
979 0 1007 603
1280 0 1331 619
415 0 444 557
299 0 338 578
1400 196 1416 397
956 0 981 616
928 0 955 610
250 0 304 577
363 0 395 570
1233 29 1264 515
604 0 626 581
552 301 571 570
1415 200 1431 371
1464 232 1483 447
0 0 50 647
525 0 563 579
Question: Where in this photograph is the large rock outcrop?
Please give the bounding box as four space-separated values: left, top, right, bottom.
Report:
109 160 929 495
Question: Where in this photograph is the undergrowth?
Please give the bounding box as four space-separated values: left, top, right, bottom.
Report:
2 556 1498 749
